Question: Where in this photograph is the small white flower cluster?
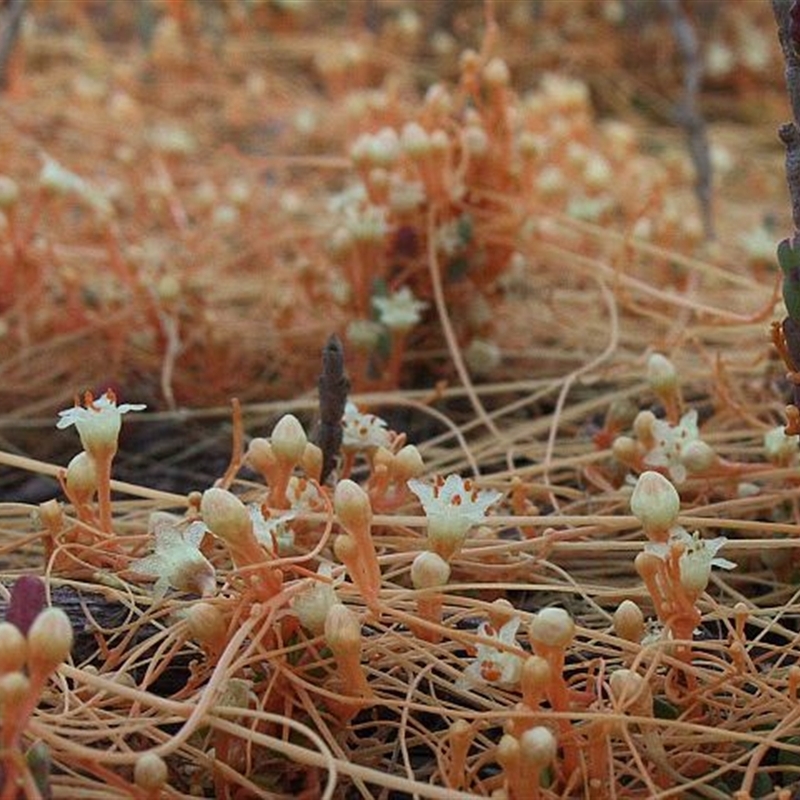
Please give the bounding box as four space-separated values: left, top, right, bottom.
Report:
458 617 523 689
341 402 393 453
643 410 716 484
129 513 216 600
372 287 428 331
644 528 735 600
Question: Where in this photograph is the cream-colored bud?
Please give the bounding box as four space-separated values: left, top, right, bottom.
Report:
27 607 73 672
0 176 19 209
612 435 638 463
633 410 657 443
410 551 450 589
0 622 27 674
609 668 653 715
681 440 716 474
521 655 551 698
401 122 430 156
528 607 575 649
634 551 661 581
301 441 323 482
200 488 252 547
630 471 680 533
271 414 307 466
0 671 31 711
134 752 168 791
646 353 677 394
430 129 449 152
245 437 277 476
334 479 372 533
496 733 520 772
333 530 357 561
293 569 339 636
483 57 510 86
65 451 97 504
186 602 226 647
324 603 361 656
519 726 556 770
613 600 644 643
37 498 64 533
394 445 424 481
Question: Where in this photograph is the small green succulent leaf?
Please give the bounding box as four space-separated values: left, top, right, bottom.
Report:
778 237 800 321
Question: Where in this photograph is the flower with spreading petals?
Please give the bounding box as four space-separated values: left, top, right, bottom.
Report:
249 504 296 555
458 617 523 688
407 474 502 559
292 563 342 635
372 287 428 331
57 390 145 458
643 409 703 484
130 513 216 600
645 528 735 599
341 402 393 453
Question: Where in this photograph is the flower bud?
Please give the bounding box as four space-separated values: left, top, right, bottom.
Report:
410 551 450 590
186 602 227 649
65 451 97 504
528 607 575 649
201 488 252 547
681 440 716 474
334 479 372 533
630 471 680 534
27 607 73 672
0 176 19 209
301 442 323 482
521 655 551 703
134 752 168 791
394 444 424 481
609 668 653 715
633 410 657 446
483 57 510 86
271 414 307 466
246 437 277 476
0 671 30 711
613 600 644 643
324 603 361 657
293 567 339 636
519 726 556 771
646 353 677 395
401 122 431 157
0 622 27 674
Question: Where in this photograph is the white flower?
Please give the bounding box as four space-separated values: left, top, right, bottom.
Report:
643 409 701 484
249 504 295 555
765 425 799 467
458 617 523 688
285 476 326 512
645 528 735 599
372 287 428 331
57 390 146 457
292 563 341 636
341 402 392 452
129 513 216 600
407 474 502 559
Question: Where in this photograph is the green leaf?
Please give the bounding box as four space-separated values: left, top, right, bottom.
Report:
778 237 800 321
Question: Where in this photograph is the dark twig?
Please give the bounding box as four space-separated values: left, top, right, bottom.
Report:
772 0 800 233
661 0 715 240
316 334 349 484
768 1 800 431
0 0 27 91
